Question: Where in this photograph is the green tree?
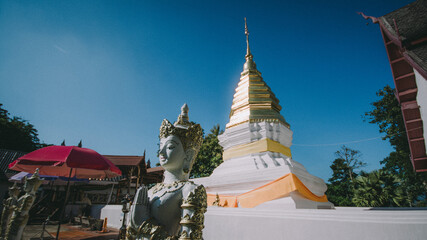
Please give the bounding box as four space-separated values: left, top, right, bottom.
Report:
0 103 45 152
365 85 427 207
365 85 408 151
335 145 366 183
326 146 365 206
352 170 404 207
190 124 223 178
327 158 354 206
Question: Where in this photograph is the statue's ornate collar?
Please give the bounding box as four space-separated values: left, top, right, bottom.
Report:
152 180 188 196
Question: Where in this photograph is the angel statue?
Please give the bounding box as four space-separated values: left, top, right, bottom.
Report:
5 169 42 240
126 104 207 240
0 183 20 239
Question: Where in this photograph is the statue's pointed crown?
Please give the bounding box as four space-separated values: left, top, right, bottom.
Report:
24 169 43 192
174 103 190 128
28 169 41 182
159 104 203 152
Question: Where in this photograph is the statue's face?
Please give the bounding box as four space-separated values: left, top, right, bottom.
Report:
23 181 33 193
9 188 20 198
159 135 186 172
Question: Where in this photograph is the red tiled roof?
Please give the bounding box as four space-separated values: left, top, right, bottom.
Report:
103 155 144 166
146 166 164 173
0 149 25 180
379 0 427 80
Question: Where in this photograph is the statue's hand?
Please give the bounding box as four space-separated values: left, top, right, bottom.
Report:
135 185 149 206
130 185 150 227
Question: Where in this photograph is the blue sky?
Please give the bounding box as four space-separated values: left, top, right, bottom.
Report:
0 0 413 181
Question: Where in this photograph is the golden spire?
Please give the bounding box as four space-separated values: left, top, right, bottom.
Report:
226 19 289 129
245 17 252 58
243 18 257 72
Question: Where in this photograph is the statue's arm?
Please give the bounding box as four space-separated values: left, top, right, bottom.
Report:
15 197 25 212
179 183 207 240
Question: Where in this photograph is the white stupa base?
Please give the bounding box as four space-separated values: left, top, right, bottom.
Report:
219 122 293 150
193 152 327 196
192 120 333 208
203 206 427 240
192 151 333 208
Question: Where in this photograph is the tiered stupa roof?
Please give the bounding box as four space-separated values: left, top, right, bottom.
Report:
227 18 289 129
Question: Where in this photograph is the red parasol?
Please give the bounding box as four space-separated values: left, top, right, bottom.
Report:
9 146 121 178
8 145 122 239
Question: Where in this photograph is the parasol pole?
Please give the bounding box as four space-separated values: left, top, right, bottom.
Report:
55 168 73 240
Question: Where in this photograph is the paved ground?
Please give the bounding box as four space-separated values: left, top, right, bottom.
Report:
23 224 119 240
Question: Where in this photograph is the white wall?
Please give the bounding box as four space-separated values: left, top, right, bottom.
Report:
203 207 427 240
414 69 427 153
100 205 124 229
98 205 427 239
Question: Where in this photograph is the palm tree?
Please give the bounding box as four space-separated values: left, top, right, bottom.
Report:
352 170 404 207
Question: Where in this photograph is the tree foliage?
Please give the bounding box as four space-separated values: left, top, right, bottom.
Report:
326 145 365 206
352 170 403 207
0 103 45 152
190 124 223 178
365 85 427 207
334 145 366 182
329 86 427 207
327 158 355 206
365 85 408 150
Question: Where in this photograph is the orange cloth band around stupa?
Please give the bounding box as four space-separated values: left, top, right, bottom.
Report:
207 173 328 208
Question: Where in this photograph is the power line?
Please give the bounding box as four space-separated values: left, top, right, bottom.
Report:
293 136 382 147
292 127 423 147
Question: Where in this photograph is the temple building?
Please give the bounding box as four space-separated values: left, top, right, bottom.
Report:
360 0 427 171
103 153 163 201
193 19 333 209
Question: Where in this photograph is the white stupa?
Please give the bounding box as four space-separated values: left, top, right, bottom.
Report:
193 19 333 209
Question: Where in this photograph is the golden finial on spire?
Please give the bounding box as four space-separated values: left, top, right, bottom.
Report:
244 17 252 58
242 17 257 72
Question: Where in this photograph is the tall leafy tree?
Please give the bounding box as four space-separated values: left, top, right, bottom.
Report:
327 158 354 206
365 85 427 207
0 103 45 152
190 124 223 178
326 145 365 206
